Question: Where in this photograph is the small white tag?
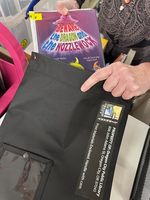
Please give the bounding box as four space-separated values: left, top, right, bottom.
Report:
119 5 124 12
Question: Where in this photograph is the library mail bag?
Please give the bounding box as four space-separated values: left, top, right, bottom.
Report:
0 52 132 200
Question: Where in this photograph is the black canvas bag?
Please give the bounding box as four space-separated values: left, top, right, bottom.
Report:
0 52 132 200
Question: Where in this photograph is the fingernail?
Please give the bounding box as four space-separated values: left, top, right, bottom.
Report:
62 8 68 15
81 85 86 92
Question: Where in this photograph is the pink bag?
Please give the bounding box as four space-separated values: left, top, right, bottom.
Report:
0 22 28 116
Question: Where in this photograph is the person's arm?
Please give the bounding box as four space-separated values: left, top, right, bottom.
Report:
81 62 150 100
55 0 85 15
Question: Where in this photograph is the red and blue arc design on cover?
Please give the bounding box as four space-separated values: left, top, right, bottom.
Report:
33 10 105 71
41 14 98 54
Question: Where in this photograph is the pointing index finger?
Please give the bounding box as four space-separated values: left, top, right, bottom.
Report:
81 65 113 92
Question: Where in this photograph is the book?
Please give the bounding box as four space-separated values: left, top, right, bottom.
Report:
105 49 136 66
0 46 13 64
101 37 108 52
29 9 105 71
0 70 6 96
124 49 136 65
113 49 136 64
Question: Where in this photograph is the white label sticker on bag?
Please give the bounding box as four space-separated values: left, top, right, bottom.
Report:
76 101 124 200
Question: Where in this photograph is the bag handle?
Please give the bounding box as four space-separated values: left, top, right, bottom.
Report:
0 22 28 81
25 0 41 19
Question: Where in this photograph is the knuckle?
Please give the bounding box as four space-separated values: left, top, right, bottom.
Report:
103 82 111 92
93 71 101 81
122 91 133 100
111 90 120 97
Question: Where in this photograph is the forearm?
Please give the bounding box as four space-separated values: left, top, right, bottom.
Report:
136 62 150 92
140 54 150 63
139 55 150 91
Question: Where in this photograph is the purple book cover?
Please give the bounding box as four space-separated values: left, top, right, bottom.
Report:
30 9 105 71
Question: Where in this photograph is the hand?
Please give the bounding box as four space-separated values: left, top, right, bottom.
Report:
55 0 79 15
81 62 150 99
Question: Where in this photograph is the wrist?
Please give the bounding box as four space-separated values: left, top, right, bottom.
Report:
138 62 150 90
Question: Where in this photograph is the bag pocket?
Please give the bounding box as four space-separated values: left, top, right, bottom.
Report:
0 143 53 200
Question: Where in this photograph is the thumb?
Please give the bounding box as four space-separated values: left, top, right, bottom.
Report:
55 1 69 15
55 0 79 15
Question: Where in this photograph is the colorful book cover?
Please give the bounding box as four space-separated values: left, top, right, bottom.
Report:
29 9 105 71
